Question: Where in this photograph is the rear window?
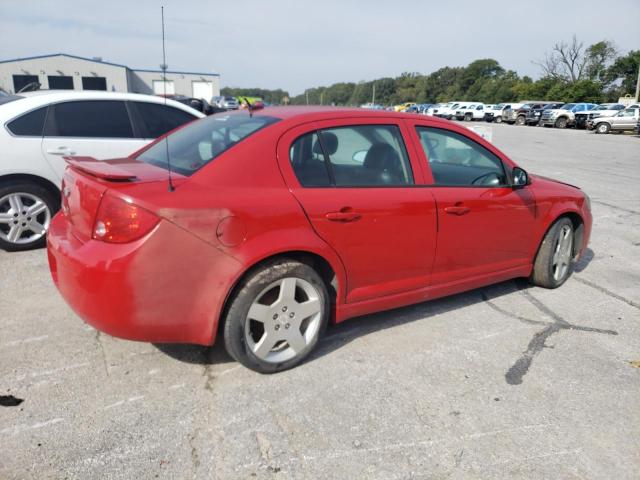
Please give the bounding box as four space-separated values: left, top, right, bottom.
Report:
136 113 280 176
7 106 48 136
130 102 197 138
0 94 23 106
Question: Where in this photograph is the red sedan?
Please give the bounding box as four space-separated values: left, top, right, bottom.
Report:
47 107 591 373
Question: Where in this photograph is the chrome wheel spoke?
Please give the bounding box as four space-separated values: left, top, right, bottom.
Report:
26 219 46 235
27 200 47 217
253 332 277 358
7 225 23 242
8 195 23 214
278 277 297 303
286 329 306 354
0 212 13 224
295 298 321 320
247 303 270 322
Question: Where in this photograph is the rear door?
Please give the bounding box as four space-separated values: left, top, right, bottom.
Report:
278 118 437 304
41 100 148 182
407 120 537 285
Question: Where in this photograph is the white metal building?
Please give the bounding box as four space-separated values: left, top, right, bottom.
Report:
0 53 220 100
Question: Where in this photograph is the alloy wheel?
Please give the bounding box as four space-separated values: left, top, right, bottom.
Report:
0 192 51 246
244 277 323 363
552 225 573 282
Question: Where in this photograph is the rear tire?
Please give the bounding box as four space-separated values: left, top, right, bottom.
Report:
0 181 58 252
223 259 329 373
531 218 574 289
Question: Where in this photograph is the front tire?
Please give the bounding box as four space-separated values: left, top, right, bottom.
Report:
494 116 502 124
596 122 610 134
555 117 568 129
223 259 329 373
531 218 574 289
0 182 58 252
515 115 526 126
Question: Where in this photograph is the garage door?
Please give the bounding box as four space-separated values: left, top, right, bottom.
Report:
153 80 175 95
192 81 213 101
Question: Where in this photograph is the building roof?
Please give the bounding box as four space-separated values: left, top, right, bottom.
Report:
0 53 219 77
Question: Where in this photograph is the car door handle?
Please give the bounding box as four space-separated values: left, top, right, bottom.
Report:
325 209 361 222
444 205 471 215
47 147 76 155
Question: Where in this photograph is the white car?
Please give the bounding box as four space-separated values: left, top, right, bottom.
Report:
484 103 522 123
0 90 203 251
454 103 490 121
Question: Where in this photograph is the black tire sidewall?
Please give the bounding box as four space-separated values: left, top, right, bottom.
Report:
532 217 574 288
223 260 329 374
0 181 59 252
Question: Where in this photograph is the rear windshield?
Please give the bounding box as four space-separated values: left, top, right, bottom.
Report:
0 94 23 106
136 113 280 176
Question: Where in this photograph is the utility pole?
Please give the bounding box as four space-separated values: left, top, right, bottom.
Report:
372 83 376 105
306 91 309 105
320 91 324 105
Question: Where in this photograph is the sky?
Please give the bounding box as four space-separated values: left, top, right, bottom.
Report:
1 0 638 95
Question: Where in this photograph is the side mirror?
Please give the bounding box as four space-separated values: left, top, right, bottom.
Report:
512 167 529 188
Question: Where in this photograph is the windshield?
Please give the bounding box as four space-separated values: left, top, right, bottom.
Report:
561 104 576 110
493 104 505 110
137 113 280 176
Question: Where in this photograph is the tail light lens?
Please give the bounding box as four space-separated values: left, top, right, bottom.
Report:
93 194 159 243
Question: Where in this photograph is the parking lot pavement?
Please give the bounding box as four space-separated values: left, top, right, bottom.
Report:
1 124 639 480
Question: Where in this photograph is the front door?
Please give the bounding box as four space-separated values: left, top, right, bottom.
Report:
409 122 537 285
278 119 438 304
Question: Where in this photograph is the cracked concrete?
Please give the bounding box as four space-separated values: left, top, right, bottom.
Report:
1 123 639 479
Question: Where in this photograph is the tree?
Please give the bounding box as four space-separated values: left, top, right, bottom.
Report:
605 50 640 96
536 35 588 83
584 41 618 83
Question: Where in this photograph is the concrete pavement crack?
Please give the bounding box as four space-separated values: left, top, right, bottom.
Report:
481 287 618 386
572 276 640 310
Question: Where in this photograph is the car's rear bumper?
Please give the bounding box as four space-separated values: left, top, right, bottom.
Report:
47 213 241 346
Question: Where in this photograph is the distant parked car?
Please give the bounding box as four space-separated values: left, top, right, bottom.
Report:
0 91 203 251
394 102 416 112
539 103 598 129
589 108 640 134
504 102 548 125
455 104 488 121
213 96 239 110
524 102 564 126
484 103 518 123
576 103 625 129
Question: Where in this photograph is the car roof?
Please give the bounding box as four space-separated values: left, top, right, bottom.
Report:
0 90 205 120
247 105 458 127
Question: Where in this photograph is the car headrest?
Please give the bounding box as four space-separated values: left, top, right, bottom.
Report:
363 143 400 171
313 132 339 156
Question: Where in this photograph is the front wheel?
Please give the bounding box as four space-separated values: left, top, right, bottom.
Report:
515 115 526 126
0 182 58 252
223 260 329 373
531 218 574 289
596 123 610 134
555 117 568 129
494 116 502 124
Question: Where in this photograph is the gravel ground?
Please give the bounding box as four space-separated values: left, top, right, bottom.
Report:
1 123 639 480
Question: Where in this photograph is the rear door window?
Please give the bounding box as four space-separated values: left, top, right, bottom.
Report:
130 102 198 138
289 124 414 187
47 100 134 138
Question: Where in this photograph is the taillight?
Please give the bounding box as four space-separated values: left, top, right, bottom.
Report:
92 194 159 243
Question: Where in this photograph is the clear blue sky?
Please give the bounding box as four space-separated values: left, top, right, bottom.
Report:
1 0 638 94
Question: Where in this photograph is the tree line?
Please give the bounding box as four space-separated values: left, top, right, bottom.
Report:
222 38 639 106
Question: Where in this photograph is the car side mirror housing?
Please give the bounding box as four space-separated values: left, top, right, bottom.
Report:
511 167 529 188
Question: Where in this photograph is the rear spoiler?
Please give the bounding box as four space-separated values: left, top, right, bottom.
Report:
64 156 138 181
